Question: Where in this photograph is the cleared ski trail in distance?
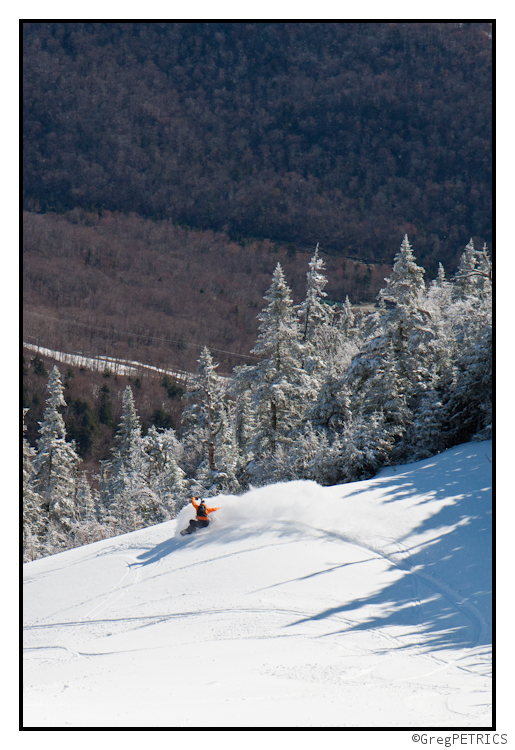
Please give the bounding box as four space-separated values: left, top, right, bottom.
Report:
23 441 492 728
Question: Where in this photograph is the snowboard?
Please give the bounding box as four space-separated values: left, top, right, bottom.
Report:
180 520 212 535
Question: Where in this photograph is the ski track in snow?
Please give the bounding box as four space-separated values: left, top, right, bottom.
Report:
23 442 492 727
25 532 484 652
82 557 143 621
300 527 491 683
25 529 484 683
320 529 488 648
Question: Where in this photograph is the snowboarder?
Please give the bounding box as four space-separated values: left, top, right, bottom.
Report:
180 497 219 535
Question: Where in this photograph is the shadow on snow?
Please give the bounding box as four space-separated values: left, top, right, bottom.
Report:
287 445 492 654
131 443 492 656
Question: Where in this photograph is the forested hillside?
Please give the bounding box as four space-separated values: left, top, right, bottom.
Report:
23 22 492 270
23 208 390 376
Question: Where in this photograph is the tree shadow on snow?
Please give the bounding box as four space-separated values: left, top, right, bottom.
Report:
288 444 492 654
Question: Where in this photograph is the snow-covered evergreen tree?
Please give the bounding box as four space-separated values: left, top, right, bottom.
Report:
403 387 447 460
33 366 81 552
236 263 307 476
105 386 146 532
298 243 331 345
181 346 240 494
337 411 396 481
378 234 426 308
296 244 345 416
206 404 242 494
141 426 187 518
442 289 492 445
453 239 491 300
427 263 452 311
339 296 357 339
191 410 242 496
71 473 110 547
109 385 143 478
23 409 44 561
106 465 143 533
423 243 492 451
304 295 360 436
345 236 437 462
408 261 457 458
306 374 352 435
264 426 331 484
476 243 493 299
182 347 227 472
75 472 96 522
426 262 454 358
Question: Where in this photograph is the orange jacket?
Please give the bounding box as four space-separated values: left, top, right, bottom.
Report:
192 497 219 520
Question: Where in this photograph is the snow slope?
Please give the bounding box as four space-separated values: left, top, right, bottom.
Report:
23 441 492 729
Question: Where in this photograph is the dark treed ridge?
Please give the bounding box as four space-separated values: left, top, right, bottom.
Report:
23 22 492 272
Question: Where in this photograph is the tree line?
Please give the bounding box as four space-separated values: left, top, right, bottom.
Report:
23 236 492 561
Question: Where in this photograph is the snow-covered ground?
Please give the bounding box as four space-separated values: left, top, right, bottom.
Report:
23 441 492 729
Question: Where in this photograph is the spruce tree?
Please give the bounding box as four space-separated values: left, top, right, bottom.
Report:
181 347 228 472
426 243 492 450
296 244 338 416
74 472 96 522
443 286 492 444
192 406 242 496
23 409 43 561
339 296 357 339
298 243 331 344
305 294 360 436
378 234 426 308
412 261 456 458
106 386 146 532
110 385 142 477
181 346 239 494
337 412 395 481
427 263 453 314
236 263 306 470
453 239 492 300
71 473 108 547
33 367 80 552
142 426 187 518
346 236 437 461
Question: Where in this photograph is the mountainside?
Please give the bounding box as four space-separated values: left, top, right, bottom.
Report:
23 440 492 728
23 22 492 270
23 208 390 378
